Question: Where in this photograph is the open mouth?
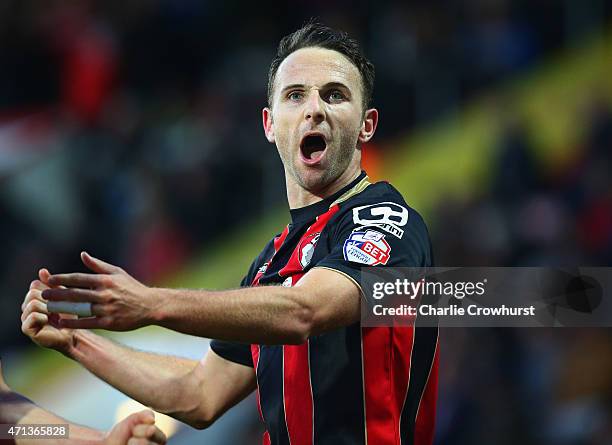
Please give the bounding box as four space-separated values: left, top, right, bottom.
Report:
300 134 327 164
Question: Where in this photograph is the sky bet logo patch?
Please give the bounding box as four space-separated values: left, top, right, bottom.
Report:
343 229 391 266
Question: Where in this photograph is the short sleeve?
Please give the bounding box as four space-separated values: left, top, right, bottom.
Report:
316 200 433 289
209 340 253 367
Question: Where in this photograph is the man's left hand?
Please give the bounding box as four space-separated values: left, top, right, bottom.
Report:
42 252 159 331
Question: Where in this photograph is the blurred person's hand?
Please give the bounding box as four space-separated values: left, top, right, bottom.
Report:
104 410 167 445
41 252 157 332
21 269 76 354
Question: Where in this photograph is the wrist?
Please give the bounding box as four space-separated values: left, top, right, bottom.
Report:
62 329 88 360
88 430 106 443
70 427 105 445
147 287 168 325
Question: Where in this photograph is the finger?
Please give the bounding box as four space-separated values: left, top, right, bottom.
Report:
132 410 155 424
131 424 163 439
48 313 64 327
131 425 150 437
90 303 108 317
29 279 48 291
59 317 109 330
81 251 122 274
133 426 166 445
123 410 154 429
21 299 48 322
42 288 102 304
146 427 166 444
22 288 45 311
39 268 52 284
39 269 68 290
22 312 49 335
48 301 94 318
48 273 106 289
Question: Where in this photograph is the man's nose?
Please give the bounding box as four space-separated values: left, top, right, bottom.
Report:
304 91 326 123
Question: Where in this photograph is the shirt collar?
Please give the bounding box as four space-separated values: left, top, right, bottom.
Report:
289 171 367 224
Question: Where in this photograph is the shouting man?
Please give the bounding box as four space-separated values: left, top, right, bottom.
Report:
22 23 438 445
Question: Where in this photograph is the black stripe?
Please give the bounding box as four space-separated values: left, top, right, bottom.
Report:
257 345 291 445
400 326 438 445
310 322 366 445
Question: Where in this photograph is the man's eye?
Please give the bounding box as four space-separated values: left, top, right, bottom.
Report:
328 91 345 102
288 92 304 101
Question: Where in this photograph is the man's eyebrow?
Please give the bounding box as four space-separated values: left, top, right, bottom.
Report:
280 84 306 94
322 82 351 92
279 82 352 94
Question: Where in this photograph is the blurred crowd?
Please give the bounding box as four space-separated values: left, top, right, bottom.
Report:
433 96 612 267
432 96 612 444
1 1 611 444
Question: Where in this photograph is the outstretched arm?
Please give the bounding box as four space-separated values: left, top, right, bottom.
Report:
0 361 166 445
41 252 361 344
58 332 256 428
21 272 256 430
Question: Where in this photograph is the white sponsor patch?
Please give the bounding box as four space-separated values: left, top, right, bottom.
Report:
343 229 391 266
352 202 409 238
282 276 293 287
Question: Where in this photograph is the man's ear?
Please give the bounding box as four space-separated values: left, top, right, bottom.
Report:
358 108 378 143
263 107 275 143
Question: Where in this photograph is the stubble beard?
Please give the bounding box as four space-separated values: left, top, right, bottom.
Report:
288 131 359 194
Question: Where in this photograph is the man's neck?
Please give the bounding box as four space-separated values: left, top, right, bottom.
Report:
286 165 361 209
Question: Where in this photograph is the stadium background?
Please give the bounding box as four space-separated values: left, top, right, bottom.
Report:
1 0 611 443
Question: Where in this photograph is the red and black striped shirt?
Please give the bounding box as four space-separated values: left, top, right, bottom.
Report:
211 172 439 445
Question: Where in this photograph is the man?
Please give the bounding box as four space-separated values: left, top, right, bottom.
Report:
0 359 166 445
21 23 439 445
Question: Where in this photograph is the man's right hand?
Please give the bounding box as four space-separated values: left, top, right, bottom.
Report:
21 269 75 355
103 410 167 445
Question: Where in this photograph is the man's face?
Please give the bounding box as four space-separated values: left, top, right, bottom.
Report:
263 47 375 193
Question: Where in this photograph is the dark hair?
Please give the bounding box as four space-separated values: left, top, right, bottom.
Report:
267 22 375 110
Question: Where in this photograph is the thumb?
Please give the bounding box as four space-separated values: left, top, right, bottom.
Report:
81 251 120 274
39 268 51 285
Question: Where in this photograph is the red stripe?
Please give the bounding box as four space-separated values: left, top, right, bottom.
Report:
362 327 394 444
362 326 415 445
277 204 339 445
414 339 439 445
274 225 290 251
250 345 263 419
263 431 271 445
283 341 313 445
252 225 290 285
253 205 339 445
278 204 340 277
